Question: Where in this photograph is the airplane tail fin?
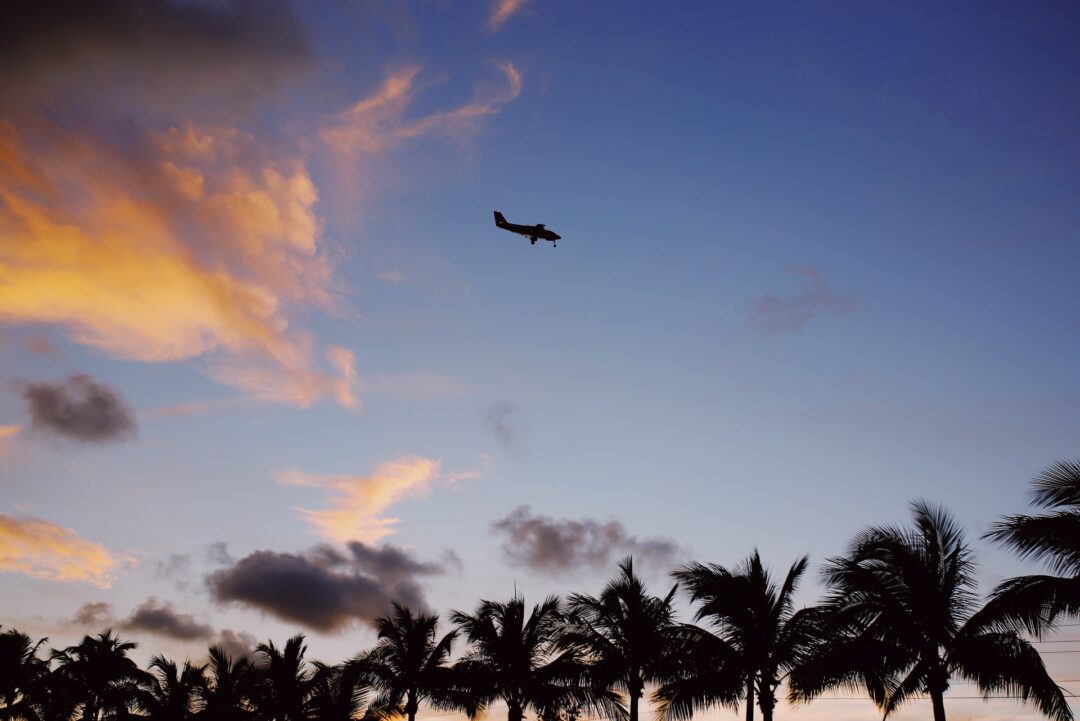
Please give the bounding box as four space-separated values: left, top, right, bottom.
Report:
494 210 507 226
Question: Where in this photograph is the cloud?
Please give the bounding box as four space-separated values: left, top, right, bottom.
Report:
279 455 472 543
0 425 20 439
0 514 125 587
491 506 684 576
207 541 449 632
0 0 311 116
482 400 526 456
66 601 115 628
213 629 259 659
750 266 858 333
20 374 137 443
489 0 529 31
321 61 522 157
0 123 358 408
121 597 215 640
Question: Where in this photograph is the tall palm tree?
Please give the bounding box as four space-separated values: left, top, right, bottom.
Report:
788 501 1072 721
985 460 1080 631
356 604 476 721
659 552 819 721
200 646 255 721
251 636 315 721
451 595 622 721
307 663 368 721
50 631 145 721
137 657 205 721
561 558 677 721
1 627 50 721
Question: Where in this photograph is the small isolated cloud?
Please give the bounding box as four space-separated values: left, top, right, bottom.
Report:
751 266 857 333
207 541 450 633
66 601 115 628
20 374 136 444
122 597 215 640
278 455 475 544
489 0 528 31
0 514 125 587
213 629 258 659
491 506 684 576
483 400 526 457
377 270 407 284
321 61 522 157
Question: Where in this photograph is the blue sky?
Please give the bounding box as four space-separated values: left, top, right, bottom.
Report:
1 2 1079 719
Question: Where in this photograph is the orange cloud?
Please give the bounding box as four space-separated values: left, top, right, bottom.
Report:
321 61 522 157
0 425 20 439
0 123 358 408
278 455 474 543
490 0 528 31
0 513 124 587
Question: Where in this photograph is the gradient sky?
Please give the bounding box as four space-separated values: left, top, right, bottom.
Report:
2 2 1080 720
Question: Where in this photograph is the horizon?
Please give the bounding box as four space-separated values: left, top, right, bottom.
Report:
2 2 1080 720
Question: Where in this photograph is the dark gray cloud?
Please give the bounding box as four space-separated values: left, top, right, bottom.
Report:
751 266 858 333
0 0 312 115
483 400 526 456
21 374 137 443
491 506 685 576
65 601 115 628
121 597 214 641
207 542 451 633
212 629 259 660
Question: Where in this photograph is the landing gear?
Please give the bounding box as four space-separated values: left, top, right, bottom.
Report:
530 237 536 245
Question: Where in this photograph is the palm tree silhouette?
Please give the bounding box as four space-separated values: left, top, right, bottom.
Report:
251 636 315 721
356 604 476 721
200 645 255 721
452 594 623 721
658 551 818 721
985 460 1080 632
788 501 1072 721
137 657 205 721
1 627 50 721
561 558 676 721
307 662 369 721
50 631 145 721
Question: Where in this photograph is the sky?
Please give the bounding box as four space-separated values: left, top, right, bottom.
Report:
2 1 1080 719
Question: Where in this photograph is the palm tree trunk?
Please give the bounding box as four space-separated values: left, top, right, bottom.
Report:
629 692 639 721
745 684 754 721
508 701 524 721
931 690 947 721
406 691 419 721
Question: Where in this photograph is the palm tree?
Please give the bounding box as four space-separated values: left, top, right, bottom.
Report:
138 657 205 721
658 552 819 721
50 631 145 721
356 604 476 721
788 501 1072 721
985 460 1080 632
251 637 315 721
1 627 50 721
200 645 255 721
307 663 368 721
561 557 677 721
451 595 622 721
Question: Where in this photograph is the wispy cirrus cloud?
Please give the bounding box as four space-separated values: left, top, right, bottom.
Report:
0 513 126 587
751 266 858 333
278 456 477 543
489 0 529 32
321 61 522 157
0 124 358 408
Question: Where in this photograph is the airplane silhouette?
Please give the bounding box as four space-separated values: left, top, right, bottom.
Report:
494 211 561 247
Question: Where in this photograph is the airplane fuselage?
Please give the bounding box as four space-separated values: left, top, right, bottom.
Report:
494 211 561 245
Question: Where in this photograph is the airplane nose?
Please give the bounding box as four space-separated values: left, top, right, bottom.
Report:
553 233 561 240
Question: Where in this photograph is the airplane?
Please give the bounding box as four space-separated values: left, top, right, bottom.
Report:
494 210 561 247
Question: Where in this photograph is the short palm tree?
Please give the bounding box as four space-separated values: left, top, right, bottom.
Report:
137 657 205 721
251 636 315 721
659 551 819 721
307 662 369 721
985 460 1080 631
788 501 1072 721
561 557 677 721
1 627 50 721
50 631 145 721
452 595 622 721
200 645 255 721
356 604 476 721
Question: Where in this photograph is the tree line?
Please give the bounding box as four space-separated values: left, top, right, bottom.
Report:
3 461 1079 721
